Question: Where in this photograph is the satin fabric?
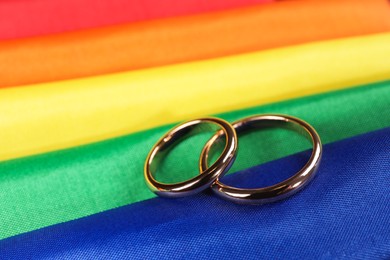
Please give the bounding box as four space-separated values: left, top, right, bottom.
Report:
0 0 272 40
1 0 390 88
1 128 389 258
2 33 390 162
0 81 389 240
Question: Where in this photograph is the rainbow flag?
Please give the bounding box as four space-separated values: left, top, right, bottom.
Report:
0 0 389 258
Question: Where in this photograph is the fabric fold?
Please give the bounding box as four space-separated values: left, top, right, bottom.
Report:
0 81 389 240
1 0 390 87
2 33 390 161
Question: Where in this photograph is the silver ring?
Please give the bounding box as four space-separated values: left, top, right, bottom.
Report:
144 117 237 198
200 114 322 204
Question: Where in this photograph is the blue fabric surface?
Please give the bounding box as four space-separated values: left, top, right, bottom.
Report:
1 128 390 259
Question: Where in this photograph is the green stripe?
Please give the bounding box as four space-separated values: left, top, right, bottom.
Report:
1 81 389 239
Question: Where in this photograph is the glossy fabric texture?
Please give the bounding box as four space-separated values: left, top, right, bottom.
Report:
2 33 390 161
0 81 389 240
0 0 272 40
1 0 390 88
2 128 390 259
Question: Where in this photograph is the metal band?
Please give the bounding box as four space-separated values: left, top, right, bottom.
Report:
200 114 322 204
145 117 237 198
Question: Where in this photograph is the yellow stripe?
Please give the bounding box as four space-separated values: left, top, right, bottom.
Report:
2 33 390 161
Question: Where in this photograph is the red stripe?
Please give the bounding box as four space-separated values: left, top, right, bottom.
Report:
0 0 272 40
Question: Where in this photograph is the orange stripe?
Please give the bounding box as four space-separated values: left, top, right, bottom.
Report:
1 0 390 88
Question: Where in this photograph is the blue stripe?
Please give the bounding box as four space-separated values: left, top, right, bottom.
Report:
2 128 390 259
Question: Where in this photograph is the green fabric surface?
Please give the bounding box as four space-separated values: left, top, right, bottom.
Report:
1 81 390 240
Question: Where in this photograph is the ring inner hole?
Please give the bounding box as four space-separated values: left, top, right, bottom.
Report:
152 122 227 183
207 120 312 188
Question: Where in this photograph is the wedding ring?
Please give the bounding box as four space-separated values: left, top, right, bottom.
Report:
145 117 237 198
200 114 322 204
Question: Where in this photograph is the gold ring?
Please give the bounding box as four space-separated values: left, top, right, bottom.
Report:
199 114 322 204
144 117 237 197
